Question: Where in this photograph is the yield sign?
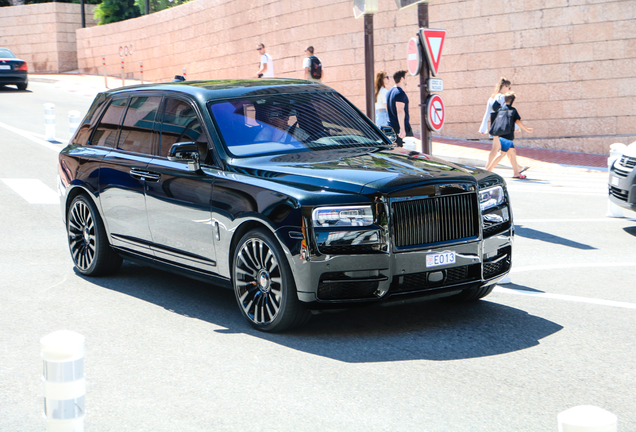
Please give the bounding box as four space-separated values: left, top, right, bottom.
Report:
419 28 446 77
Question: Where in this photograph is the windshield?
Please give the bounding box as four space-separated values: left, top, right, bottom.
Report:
0 49 16 59
209 92 388 157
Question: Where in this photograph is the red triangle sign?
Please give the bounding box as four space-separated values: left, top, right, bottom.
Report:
419 28 446 77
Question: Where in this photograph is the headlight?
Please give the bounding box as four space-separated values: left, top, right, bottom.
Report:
479 186 505 212
312 206 374 227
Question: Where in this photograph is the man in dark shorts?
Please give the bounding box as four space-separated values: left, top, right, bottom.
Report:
386 70 412 147
486 92 533 178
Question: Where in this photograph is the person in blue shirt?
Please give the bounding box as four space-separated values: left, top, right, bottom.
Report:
386 70 412 147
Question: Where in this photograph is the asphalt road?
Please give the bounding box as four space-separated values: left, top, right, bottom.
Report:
1 81 636 431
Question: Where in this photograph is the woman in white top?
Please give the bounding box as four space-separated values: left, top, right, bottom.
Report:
480 77 510 169
374 71 390 127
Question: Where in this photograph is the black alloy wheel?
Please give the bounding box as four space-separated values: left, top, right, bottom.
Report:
67 194 122 276
232 228 309 332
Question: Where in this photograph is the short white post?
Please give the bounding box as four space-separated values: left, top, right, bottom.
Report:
44 103 56 141
41 330 86 432
140 60 144 84
558 405 617 432
68 111 81 139
607 143 626 218
182 67 187 80
121 56 125 87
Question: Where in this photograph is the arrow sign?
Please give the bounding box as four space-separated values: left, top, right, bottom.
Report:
426 94 445 131
419 28 446 77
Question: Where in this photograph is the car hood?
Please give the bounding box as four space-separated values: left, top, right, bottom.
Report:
229 147 484 195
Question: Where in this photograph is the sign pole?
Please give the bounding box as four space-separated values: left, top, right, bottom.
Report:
364 14 375 121
418 3 431 154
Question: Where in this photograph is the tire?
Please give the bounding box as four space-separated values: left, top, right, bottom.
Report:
445 284 495 302
67 194 122 276
17 83 27 91
232 228 310 332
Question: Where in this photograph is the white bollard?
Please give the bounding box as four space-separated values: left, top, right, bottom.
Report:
41 330 86 432
44 103 56 141
68 111 81 139
558 405 617 432
607 143 626 218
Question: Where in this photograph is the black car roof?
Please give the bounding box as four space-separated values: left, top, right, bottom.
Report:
104 79 331 101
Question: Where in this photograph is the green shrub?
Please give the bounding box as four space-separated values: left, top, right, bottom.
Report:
94 0 140 25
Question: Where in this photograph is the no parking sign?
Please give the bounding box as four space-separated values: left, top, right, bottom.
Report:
425 94 445 131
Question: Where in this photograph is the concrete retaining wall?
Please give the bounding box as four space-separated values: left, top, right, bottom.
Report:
0 2 96 73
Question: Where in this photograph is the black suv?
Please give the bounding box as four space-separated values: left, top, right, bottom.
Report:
58 79 513 332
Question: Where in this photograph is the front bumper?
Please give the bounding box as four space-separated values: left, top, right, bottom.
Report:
609 159 636 212
291 228 513 305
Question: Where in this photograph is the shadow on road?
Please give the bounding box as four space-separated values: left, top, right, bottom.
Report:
514 225 596 250
78 261 563 363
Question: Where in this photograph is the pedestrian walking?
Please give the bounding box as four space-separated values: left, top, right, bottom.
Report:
386 70 412 147
480 77 519 170
374 71 390 127
486 91 533 178
256 43 274 78
303 46 323 82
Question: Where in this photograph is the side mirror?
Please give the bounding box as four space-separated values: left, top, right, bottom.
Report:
168 142 200 171
380 126 397 144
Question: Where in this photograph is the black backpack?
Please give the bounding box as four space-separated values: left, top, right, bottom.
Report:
489 102 515 137
308 56 322 79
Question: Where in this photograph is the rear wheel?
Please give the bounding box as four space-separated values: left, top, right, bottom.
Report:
232 228 310 332
16 83 27 91
67 194 122 276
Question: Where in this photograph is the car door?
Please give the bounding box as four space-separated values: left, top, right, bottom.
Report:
98 95 162 257
144 96 217 273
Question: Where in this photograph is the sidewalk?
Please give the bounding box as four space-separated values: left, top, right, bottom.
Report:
31 73 612 175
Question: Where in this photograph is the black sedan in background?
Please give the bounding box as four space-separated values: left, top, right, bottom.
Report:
0 48 28 90
58 79 514 332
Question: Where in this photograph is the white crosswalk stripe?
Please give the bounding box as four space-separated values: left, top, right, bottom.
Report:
2 179 59 204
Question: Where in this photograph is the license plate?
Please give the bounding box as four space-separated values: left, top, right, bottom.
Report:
611 176 620 186
0 65 10 70
426 251 456 268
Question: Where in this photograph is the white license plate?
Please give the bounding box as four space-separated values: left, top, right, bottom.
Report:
611 176 620 186
426 251 456 268
0 65 11 70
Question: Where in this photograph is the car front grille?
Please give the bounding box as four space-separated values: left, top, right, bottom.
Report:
390 264 481 294
610 186 629 202
619 155 636 170
391 193 479 248
317 272 379 300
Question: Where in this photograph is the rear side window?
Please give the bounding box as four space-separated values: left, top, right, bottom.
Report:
160 98 211 164
117 96 161 155
89 98 128 148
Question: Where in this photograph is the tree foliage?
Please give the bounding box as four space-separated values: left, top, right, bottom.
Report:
135 0 188 15
94 0 140 25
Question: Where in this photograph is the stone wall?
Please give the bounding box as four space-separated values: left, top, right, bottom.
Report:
0 2 96 73
72 0 636 154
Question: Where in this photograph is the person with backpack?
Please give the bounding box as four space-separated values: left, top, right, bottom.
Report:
485 92 533 178
480 77 511 168
303 46 323 82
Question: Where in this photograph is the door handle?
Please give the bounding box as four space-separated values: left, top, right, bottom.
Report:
129 169 161 182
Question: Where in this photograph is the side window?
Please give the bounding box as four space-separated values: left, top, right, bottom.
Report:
160 98 211 164
117 96 161 155
89 98 128 148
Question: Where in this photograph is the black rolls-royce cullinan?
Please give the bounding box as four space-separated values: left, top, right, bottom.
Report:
58 79 513 332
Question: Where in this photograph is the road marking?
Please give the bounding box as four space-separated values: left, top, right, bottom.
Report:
2 179 59 204
494 287 636 310
0 121 62 153
515 218 636 223
510 262 636 273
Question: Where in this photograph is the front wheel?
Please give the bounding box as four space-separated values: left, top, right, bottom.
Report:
67 194 122 276
232 228 310 332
